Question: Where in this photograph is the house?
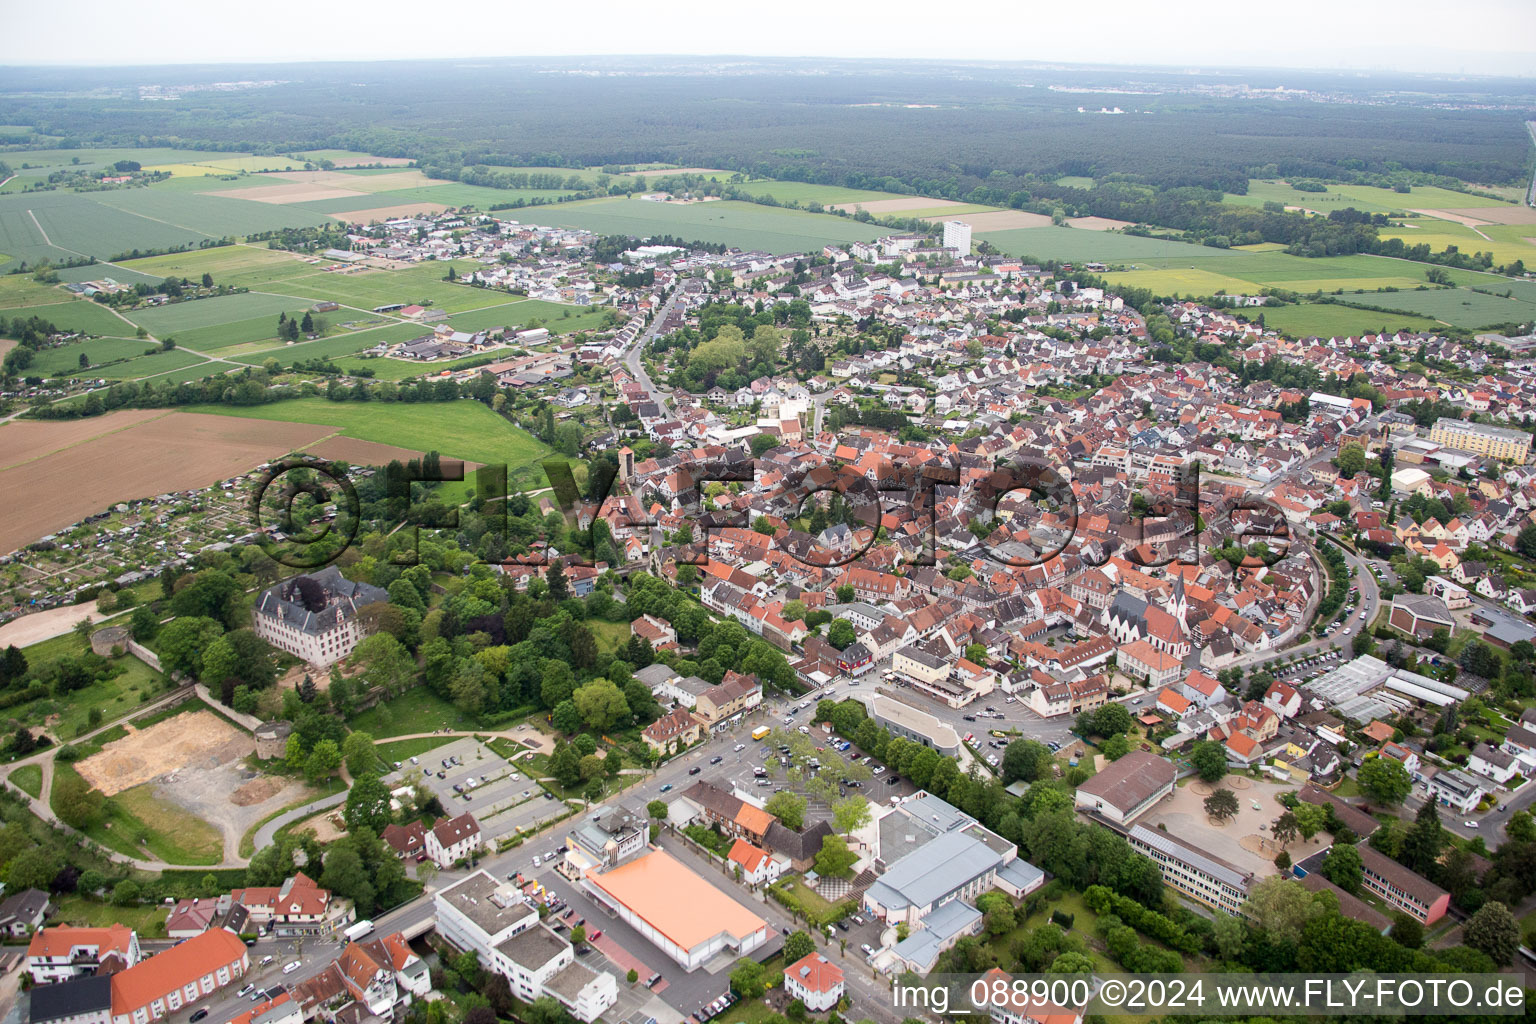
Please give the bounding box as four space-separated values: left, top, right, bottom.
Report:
381 821 428 861
1072 750 1176 825
1467 743 1519 784
426 813 483 868
977 967 1084 1024
836 642 875 677
0 888 50 937
643 707 703 754
694 672 762 728
29 975 113 1024
1425 766 1483 813
1263 681 1302 719
1117 641 1182 689
727 839 783 886
230 873 344 936
781 952 844 1013
28 925 142 984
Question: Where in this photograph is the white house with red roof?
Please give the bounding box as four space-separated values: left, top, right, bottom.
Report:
727 839 783 887
1263 680 1302 719
426 812 483 868
28 925 142 984
782 951 844 1012
229 872 345 937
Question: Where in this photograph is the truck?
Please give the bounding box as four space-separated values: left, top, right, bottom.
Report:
344 920 375 942
751 726 770 741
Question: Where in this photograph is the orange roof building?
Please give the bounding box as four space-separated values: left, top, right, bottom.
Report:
583 849 767 970
782 952 844 1012
109 927 248 1024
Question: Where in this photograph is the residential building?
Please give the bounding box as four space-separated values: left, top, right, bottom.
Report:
104 926 249 1024
29 974 113 1024
0 888 50 936
978 968 1085 1024
782 952 844 1013
229 873 346 937
694 672 762 728
1428 418 1531 463
28 926 142 984
942 221 973 256
425 812 483 869
727 839 783 886
642 707 703 754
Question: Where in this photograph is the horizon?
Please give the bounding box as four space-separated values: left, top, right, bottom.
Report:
2 0 1535 79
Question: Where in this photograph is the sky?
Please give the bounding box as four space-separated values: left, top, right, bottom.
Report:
2 0 1535 78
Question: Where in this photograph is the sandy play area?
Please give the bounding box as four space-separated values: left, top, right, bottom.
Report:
1148 776 1327 876
77 710 252 796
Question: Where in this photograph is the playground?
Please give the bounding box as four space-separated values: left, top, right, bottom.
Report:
1147 776 1324 877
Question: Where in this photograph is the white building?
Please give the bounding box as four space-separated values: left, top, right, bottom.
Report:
942 220 972 256
433 872 615 1023
251 566 388 668
781 952 844 1012
425 812 482 868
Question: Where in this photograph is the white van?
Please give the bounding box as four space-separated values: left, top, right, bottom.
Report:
283 961 301 975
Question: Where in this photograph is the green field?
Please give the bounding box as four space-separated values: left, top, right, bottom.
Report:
26 337 160 375
126 291 315 335
529 197 887 254
0 190 208 266
232 322 428 366
90 348 210 379
0 274 74 307
1377 218 1536 269
1236 302 1443 338
11 634 165 740
724 180 902 206
1225 179 1517 216
1331 287 1536 328
1055 176 1096 189
181 396 553 467
443 299 607 335
51 762 222 865
0 298 135 337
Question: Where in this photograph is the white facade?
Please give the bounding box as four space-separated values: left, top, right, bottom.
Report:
942 221 972 256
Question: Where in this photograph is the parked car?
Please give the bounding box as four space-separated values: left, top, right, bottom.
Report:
688 766 702 775
710 755 723 764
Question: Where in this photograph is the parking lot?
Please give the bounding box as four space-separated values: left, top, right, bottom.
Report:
384 736 568 843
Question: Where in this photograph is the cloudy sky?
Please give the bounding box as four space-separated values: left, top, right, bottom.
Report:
3 0 1534 77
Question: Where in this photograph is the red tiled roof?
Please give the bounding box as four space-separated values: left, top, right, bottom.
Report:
110 928 246 1016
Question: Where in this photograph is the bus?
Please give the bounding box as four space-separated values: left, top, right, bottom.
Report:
751 726 771 741
343 920 375 942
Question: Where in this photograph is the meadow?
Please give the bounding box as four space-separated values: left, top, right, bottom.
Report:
25 337 159 375
1235 302 1443 339
0 298 135 337
529 197 887 254
126 291 313 335
1331 287 1536 329
1224 179 1516 215
725 180 901 206
180 396 554 468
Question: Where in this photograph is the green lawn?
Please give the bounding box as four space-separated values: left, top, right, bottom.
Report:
51 894 168 937
180 396 554 468
7 639 166 741
24 336 157 376
126 292 314 335
52 762 223 865
375 735 458 762
0 299 138 338
588 620 631 656
8 764 42 798
348 687 478 737
1235 302 1444 339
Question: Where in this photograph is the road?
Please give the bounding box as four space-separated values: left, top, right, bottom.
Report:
624 285 682 420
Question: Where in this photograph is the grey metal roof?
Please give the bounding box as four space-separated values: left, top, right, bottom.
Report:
1129 824 1249 890
254 566 388 637
30 976 113 1024
865 831 1001 912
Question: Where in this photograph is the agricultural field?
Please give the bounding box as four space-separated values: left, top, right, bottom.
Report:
528 197 886 254
0 273 77 307
725 179 902 206
88 348 210 380
25 337 160 376
180 397 553 468
1233 302 1443 339
1224 179 1517 216
1378 218 1536 269
0 298 135 337
1331 287 1536 329
126 291 315 336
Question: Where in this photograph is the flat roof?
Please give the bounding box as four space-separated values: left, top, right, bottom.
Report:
586 849 765 952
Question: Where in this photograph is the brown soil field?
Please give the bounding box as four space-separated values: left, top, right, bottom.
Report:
213 183 368 205
1409 208 1493 228
1067 216 1134 231
830 197 967 215
0 409 169 469
0 411 333 555
933 210 1055 231
264 170 439 194
329 202 450 225
1432 206 1536 226
0 339 14 360
77 710 251 796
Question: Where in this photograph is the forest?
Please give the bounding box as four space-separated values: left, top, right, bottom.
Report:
1 58 1529 198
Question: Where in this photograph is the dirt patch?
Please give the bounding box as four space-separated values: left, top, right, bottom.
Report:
329 202 450 225
231 776 285 806
262 170 437 193
924 210 1055 231
212 183 369 205
0 600 106 649
1067 216 1133 231
288 808 345 843
77 710 251 796
830 197 969 215
0 409 170 471
1427 206 1536 226
1408 208 1493 229
0 411 334 555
